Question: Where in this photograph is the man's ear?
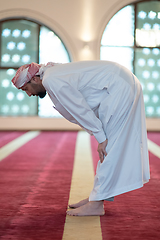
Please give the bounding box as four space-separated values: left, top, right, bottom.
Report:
32 76 39 83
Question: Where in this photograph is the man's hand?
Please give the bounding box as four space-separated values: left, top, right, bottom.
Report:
97 139 108 163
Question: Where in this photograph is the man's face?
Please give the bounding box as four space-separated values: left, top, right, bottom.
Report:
21 76 46 98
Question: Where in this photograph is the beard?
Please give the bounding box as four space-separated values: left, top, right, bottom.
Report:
38 90 46 98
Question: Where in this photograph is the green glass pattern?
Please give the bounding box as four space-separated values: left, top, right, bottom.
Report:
135 48 160 117
136 1 160 47
1 20 38 67
0 69 37 116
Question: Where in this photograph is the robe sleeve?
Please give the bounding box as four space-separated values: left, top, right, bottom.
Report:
43 73 107 143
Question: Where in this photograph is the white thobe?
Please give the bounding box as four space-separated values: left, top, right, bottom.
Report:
42 60 150 200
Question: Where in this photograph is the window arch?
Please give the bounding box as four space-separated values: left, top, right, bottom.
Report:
0 18 71 117
100 0 160 118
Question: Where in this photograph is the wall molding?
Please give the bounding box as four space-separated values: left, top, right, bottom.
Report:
0 117 159 131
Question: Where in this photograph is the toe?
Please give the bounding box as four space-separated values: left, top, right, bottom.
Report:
68 205 75 209
67 210 77 216
66 210 72 216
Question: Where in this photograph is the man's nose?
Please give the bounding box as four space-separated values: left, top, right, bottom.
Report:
26 91 32 97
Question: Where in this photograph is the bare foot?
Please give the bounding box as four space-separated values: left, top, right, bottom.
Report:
69 198 89 208
66 201 105 216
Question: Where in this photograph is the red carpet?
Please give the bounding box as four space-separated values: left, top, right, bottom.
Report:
0 131 26 148
0 131 159 239
0 131 77 240
147 131 160 145
90 133 160 240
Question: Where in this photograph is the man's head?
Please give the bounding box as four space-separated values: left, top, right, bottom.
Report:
21 75 46 98
11 62 46 98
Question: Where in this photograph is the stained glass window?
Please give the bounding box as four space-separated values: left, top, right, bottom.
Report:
0 19 70 117
101 1 160 118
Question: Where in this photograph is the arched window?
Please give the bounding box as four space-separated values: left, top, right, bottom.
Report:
0 19 71 117
101 1 160 118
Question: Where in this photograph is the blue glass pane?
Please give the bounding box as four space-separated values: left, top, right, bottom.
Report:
39 26 70 64
101 6 134 47
38 26 70 117
100 46 133 72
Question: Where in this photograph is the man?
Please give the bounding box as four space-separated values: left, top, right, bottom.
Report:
12 60 150 216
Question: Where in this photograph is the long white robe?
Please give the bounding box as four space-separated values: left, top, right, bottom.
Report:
42 60 150 200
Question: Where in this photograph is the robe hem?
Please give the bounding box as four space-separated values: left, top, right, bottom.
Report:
89 179 149 201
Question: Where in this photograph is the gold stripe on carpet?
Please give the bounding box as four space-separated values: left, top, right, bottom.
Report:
62 131 102 240
147 139 160 159
0 131 40 161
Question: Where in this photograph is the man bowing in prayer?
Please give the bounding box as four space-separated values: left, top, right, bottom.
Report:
11 60 150 216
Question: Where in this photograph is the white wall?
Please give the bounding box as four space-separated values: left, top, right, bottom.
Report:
0 0 159 131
